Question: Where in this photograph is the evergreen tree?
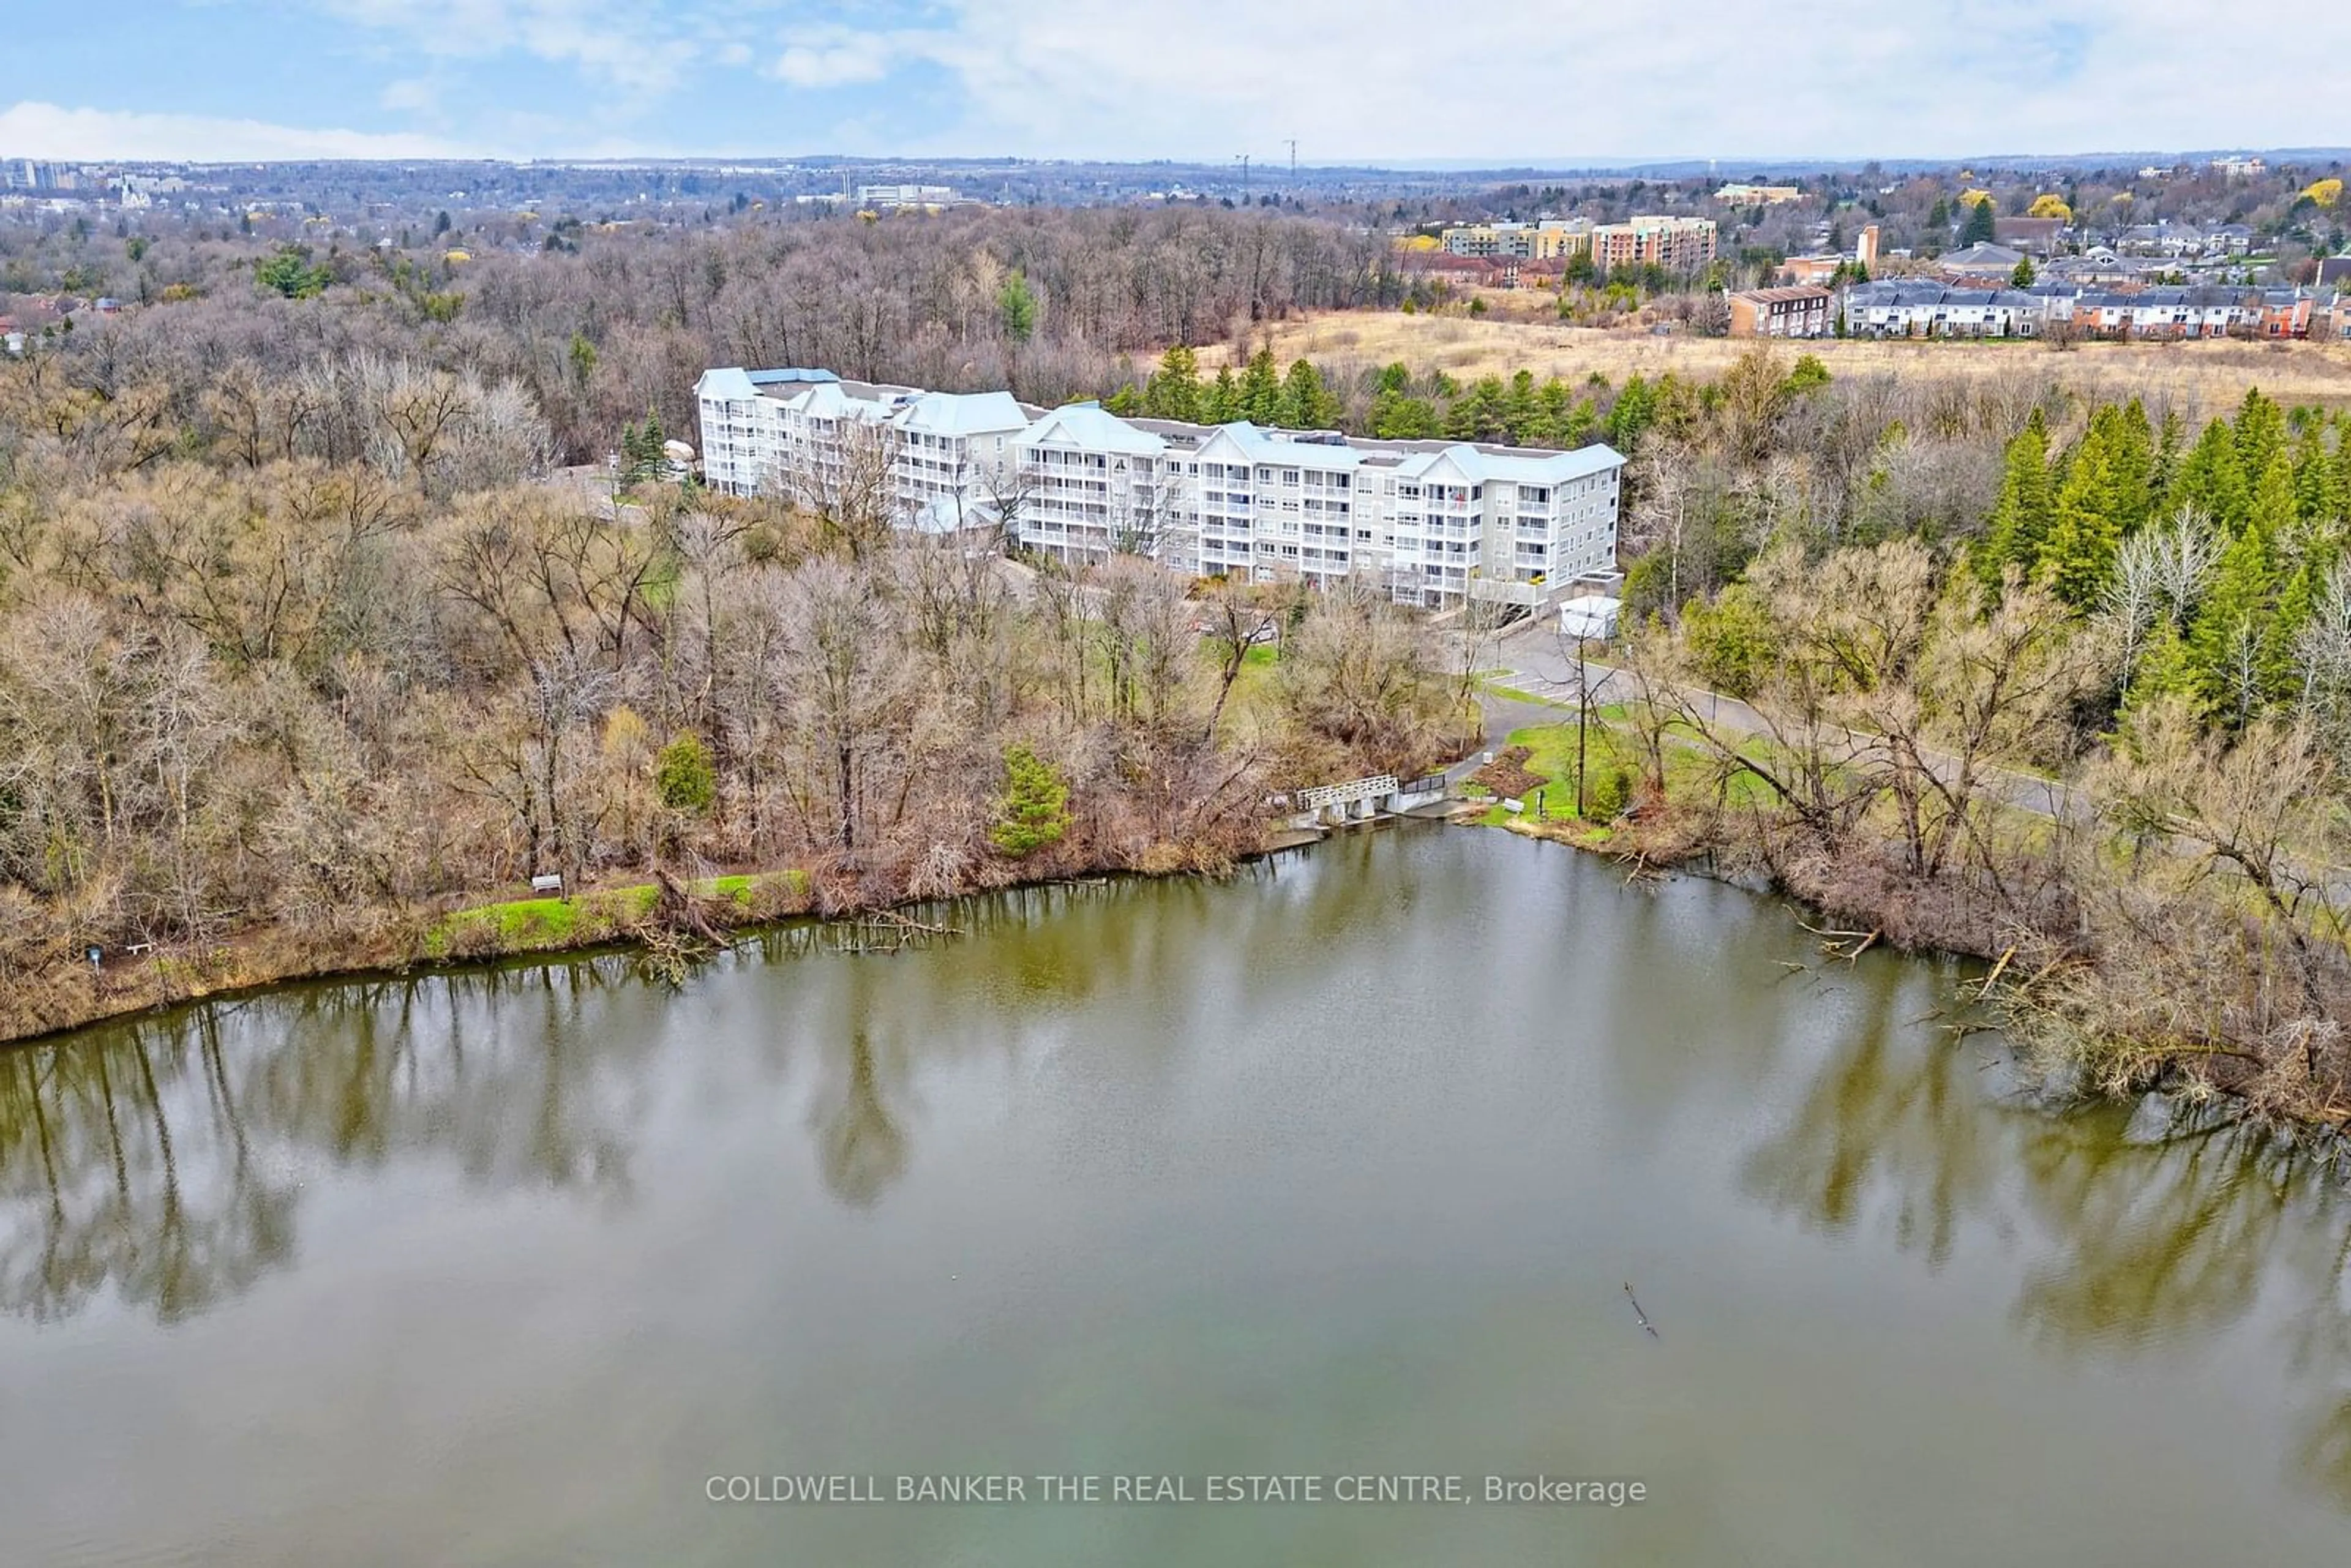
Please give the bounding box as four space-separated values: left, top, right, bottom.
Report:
2040 435 2122 608
2291 421 2342 523
997 270 1038 343
1532 379 1573 446
1961 196 1997 244
1981 413 2055 587
1144 345 1201 422
2172 418 2249 531
1606 376 1657 451
2335 413 2351 523
2188 512 2281 726
654 734 717 814
989 746 1071 857
2232 388 2285 485
1375 361 1412 396
2101 400 2156 535
1444 376 1509 442
2126 616 2199 715
1276 359 1341 429
1370 392 1438 439
1503 370 1540 443
1203 366 1240 424
2150 407 2184 514
1237 347 1281 425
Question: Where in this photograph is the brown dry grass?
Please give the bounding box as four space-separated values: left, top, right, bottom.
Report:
1206 309 2351 413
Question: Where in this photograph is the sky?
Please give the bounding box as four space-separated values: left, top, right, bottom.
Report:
1 1 2345 165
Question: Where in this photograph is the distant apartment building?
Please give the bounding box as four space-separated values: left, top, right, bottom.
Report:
1438 214 1714 273
2211 156 2266 179
696 368 1626 610
1727 286 1834 338
1714 183 1803 205
1438 219 1592 260
1589 215 1717 273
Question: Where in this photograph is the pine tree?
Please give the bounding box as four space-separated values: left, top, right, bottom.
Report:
2291 422 2341 523
1441 376 1508 443
2172 418 2249 531
2150 407 2184 515
989 746 1071 857
2334 413 2351 524
1961 195 1997 244
1237 347 1281 425
1203 366 1240 424
1606 375 1656 451
2040 435 2122 608
2103 400 2155 535
1276 359 1341 429
1981 413 2055 587
2232 388 2285 486
997 270 1038 343
2126 615 2198 715
1144 345 1201 422
2188 512 2281 726
1502 370 1540 443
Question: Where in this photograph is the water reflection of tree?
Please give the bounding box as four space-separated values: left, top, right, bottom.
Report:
1742 982 2351 1511
0 959 652 1325
1738 956 1998 1268
811 1027 908 1208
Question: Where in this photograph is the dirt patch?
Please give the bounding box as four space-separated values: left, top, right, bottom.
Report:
1471 745 1545 801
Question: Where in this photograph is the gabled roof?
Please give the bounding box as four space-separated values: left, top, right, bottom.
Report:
1018 402 1167 456
696 367 759 402
892 389 1028 437
1197 422 1364 469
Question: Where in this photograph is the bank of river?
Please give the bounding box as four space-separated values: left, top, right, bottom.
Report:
3 824 2350 1565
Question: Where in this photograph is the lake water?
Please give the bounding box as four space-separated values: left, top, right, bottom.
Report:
4 825 2349 1565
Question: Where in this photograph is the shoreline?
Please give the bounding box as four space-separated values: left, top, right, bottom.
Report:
0 840 1325 1054
15 800 2351 1179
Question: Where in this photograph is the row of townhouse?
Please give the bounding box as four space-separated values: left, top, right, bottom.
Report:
1839 282 2338 340
696 367 1626 610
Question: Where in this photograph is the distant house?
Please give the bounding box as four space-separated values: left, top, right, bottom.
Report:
1935 242 2028 280
1727 285 1833 338
2317 256 2351 287
1993 216 2065 255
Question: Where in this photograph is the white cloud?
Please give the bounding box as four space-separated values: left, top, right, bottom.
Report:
768 26 907 89
882 0 2351 162
313 0 700 96
378 78 442 114
0 100 469 161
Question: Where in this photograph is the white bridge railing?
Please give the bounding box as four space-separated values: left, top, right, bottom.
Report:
1299 775 1399 811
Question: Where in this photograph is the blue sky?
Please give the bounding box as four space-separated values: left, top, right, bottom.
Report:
1 1 2342 163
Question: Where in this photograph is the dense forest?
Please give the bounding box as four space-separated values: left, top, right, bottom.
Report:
0 208 1489 1043
1566 364 2351 1126
8 200 2351 1131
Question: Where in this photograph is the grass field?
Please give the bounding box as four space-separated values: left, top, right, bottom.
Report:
1200 309 2351 413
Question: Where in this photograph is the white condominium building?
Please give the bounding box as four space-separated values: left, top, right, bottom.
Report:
694 367 1625 609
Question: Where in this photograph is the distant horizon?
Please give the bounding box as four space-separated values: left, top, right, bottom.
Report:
12 2 2351 168
5 147 2349 178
